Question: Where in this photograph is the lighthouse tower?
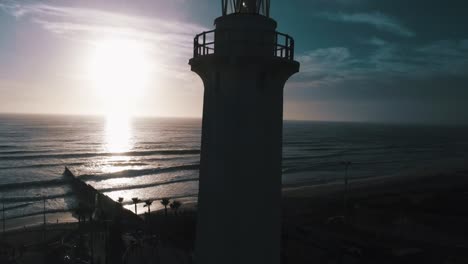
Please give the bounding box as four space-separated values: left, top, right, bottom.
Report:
189 1 299 263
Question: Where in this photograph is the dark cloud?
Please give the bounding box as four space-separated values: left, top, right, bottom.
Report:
317 12 414 37
286 36 468 123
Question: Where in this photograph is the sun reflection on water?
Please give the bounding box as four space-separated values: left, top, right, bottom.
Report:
105 114 133 154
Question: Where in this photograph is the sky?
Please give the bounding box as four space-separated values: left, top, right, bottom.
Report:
0 0 467 124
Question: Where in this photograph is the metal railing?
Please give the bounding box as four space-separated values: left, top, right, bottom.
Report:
193 30 295 60
194 30 216 58
275 32 295 60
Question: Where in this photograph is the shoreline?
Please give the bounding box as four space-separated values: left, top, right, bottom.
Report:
284 156 468 198
4 158 467 229
3 156 468 231
2 161 468 263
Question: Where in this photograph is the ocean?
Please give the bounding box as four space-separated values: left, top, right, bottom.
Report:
1 114 468 228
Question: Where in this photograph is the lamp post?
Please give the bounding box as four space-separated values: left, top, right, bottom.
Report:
43 196 46 242
341 161 352 223
2 197 5 236
36 194 46 242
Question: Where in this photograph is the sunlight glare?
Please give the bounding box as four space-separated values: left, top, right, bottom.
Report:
88 38 152 116
105 114 133 153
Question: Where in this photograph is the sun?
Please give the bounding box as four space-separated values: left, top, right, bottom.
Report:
87 38 152 116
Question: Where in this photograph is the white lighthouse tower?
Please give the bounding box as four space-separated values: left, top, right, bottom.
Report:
189 1 299 263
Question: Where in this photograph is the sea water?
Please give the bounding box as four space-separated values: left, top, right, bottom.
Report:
1 114 468 227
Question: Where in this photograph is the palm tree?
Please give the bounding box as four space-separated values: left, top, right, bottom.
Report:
116 197 124 213
160 198 170 217
132 197 140 215
170 200 181 215
143 200 153 214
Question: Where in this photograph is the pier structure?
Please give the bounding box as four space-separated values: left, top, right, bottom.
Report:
63 167 142 226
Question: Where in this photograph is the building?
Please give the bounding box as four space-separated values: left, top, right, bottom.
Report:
189 1 300 263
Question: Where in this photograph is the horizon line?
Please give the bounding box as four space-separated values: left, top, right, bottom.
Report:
0 111 466 127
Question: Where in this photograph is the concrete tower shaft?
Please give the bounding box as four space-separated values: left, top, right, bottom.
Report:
189 9 299 264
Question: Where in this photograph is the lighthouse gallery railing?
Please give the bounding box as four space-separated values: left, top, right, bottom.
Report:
193 30 295 60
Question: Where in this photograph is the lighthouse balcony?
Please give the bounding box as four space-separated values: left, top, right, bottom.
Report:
193 30 295 60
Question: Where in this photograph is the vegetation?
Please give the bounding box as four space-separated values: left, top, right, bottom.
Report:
131 197 140 214
170 200 182 215
143 200 153 214
161 198 170 217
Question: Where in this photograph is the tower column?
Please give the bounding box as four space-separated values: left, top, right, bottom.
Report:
190 10 299 264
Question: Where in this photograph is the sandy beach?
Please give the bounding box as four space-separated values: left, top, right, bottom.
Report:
281 158 468 263
2 158 468 263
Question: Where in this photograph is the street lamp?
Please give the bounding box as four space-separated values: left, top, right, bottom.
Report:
341 161 352 223
36 194 46 242
2 196 5 236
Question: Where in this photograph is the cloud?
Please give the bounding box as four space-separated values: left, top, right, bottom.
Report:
415 40 468 75
286 39 468 123
0 2 205 44
317 12 414 37
0 1 208 79
293 47 360 88
367 37 387 46
297 38 468 85
290 38 468 104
